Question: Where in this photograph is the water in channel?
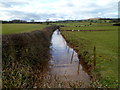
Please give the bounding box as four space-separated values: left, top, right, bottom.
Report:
49 29 90 86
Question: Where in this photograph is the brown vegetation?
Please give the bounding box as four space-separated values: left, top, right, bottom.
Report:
2 25 58 88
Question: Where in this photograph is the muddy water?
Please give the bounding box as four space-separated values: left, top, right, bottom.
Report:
49 30 90 86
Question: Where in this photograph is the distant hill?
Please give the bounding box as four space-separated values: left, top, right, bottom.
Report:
88 18 119 20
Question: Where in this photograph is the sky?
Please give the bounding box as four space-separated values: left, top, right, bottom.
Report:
0 0 119 21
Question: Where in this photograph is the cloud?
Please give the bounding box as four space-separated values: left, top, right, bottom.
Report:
0 0 119 21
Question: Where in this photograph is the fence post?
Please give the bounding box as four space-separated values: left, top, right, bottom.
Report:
93 46 96 70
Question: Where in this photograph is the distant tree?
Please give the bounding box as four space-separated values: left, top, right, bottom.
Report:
46 19 49 25
90 20 93 22
31 19 35 23
11 19 27 23
2 20 9 24
90 22 92 25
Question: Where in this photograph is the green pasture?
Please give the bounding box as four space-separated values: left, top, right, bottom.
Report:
61 22 119 87
52 21 115 31
61 25 117 31
52 21 112 27
2 24 48 34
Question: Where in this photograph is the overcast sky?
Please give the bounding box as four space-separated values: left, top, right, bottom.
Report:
0 0 119 21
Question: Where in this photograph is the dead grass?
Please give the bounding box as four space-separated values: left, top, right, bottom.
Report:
2 25 58 88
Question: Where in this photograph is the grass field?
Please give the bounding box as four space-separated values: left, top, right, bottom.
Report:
60 22 119 88
2 22 119 88
52 22 117 31
2 24 48 34
61 25 117 31
52 22 113 27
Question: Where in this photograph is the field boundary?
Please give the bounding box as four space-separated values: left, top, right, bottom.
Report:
62 30 112 31
2 25 59 88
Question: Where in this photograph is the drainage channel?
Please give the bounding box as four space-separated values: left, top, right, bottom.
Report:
49 29 91 87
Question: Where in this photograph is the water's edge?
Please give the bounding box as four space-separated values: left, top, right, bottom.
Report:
49 29 91 87
61 31 92 75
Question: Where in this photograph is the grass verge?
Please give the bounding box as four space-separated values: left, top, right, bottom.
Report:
61 23 118 88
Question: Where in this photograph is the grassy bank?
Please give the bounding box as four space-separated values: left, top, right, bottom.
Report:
60 22 118 88
61 25 117 31
2 25 58 88
2 24 48 34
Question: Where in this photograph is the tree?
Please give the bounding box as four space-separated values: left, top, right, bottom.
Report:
31 19 35 23
46 19 49 25
90 22 92 25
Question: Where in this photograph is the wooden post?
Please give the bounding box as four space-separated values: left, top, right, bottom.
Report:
93 46 96 70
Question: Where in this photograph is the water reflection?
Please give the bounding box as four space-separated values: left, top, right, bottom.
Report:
77 60 80 75
70 50 74 64
67 47 70 53
50 30 90 86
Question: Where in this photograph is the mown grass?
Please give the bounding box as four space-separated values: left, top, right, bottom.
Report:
60 22 119 88
2 24 48 34
61 25 117 31
52 22 116 31
52 22 112 27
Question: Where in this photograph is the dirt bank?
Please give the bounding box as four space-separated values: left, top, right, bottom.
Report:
2 25 59 88
61 33 92 74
